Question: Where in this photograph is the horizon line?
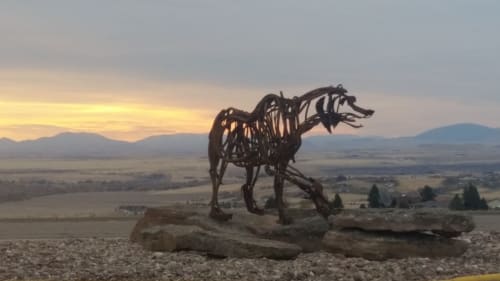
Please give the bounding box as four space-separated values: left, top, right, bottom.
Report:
1 122 496 143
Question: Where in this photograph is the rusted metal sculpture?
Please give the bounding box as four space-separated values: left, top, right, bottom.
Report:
208 85 374 224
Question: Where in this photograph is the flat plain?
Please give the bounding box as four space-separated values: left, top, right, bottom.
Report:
1 145 500 240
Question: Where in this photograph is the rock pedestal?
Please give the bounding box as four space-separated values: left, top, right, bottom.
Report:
131 205 474 260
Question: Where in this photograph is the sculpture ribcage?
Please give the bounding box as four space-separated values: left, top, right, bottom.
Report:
217 95 300 166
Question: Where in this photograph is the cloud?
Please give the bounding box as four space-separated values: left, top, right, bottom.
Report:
1 69 499 141
1 1 499 94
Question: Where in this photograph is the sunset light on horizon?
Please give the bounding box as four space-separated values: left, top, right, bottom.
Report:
0 99 213 141
0 75 363 141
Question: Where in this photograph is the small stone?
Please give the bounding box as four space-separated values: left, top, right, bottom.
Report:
152 252 164 258
353 272 366 281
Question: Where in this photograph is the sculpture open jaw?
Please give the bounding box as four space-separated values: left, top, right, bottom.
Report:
316 92 374 133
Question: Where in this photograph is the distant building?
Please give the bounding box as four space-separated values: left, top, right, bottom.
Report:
396 192 422 208
488 199 500 210
116 205 147 216
377 186 395 207
412 195 452 209
336 175 348 182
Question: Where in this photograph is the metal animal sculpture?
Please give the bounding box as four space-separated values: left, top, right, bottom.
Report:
208 85 374 224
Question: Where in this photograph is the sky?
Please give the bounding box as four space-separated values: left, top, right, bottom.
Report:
1 1 499 141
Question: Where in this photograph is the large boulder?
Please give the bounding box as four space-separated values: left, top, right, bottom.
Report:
330 208 474 236
131 205 328 259
323 229 469 260
140 224 302 259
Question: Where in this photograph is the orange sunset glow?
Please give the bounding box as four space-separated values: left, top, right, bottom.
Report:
0 71 366 141
0 71 232 141
0 99 213 141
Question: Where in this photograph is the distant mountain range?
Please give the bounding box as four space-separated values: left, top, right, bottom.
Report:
0 123 499 158
414 123 500 143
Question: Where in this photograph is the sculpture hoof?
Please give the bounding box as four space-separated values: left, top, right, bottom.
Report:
246 203 265 216
209 208 233 222
278 216 294 225
249 207 265 216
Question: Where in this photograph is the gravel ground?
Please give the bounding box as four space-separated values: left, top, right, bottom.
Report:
0 231 499 281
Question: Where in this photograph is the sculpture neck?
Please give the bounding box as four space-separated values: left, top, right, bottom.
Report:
297 114 322 136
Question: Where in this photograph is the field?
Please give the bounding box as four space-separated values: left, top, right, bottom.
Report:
0 195 498 241
1 146 500 240
0 156 210 182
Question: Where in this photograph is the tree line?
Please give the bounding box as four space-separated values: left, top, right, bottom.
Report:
331 183 489 211
449 184 489 210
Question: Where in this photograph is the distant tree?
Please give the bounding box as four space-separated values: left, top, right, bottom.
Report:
478 198 489 210
463 184 482 210
336 175 348 182
397 195 410 209
359 203 366 209
330 193 344 210
449 194 464 210
368 184 381 208
390 198 397 208
419 185 437 202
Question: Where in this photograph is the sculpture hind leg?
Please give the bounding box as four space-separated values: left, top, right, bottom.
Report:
242 166 264 215
209 157 233 221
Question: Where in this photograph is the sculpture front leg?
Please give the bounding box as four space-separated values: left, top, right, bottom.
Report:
243 166 265 215
209 167 232 222
274 173 293 225
209 206 233 222
242 184 265 215
279 165 331 219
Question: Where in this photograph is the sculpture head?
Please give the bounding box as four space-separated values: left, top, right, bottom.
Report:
316 85 374 133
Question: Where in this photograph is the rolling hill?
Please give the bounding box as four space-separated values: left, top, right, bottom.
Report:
0 123 498 158
415 123 500 143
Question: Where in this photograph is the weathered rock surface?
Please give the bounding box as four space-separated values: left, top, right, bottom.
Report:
140 224 302 259
132 205 475 260
248 216 329 252
323 229 469 260
330 208 475 236
131 205 328 258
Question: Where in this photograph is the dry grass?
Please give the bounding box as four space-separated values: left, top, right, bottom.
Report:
0 191 209 219
477 188 500 200
0 157 211 182
326 193 367 209
395 175 443 192
1 154 499 217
